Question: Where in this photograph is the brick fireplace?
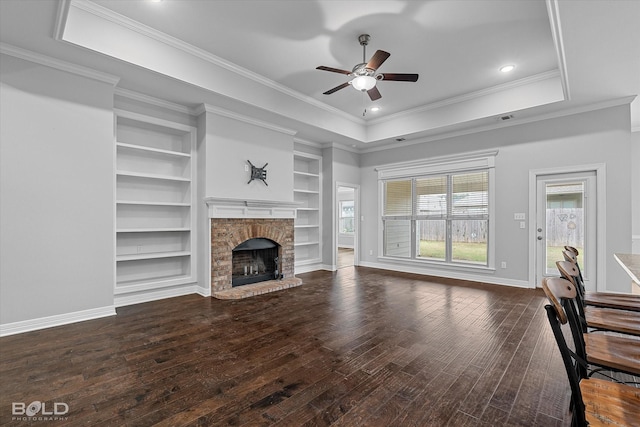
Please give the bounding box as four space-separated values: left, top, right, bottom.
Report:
210 218 294 292
206 198 301 298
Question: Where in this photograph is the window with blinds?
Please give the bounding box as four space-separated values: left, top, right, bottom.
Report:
382 170 489 265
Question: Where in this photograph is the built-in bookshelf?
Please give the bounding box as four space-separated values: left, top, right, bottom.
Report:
114 110 196 297
293 151 322 268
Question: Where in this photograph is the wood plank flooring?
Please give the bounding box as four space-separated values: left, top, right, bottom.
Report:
0 267 577 426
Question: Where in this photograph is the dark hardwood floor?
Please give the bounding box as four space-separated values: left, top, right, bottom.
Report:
1 267 577 426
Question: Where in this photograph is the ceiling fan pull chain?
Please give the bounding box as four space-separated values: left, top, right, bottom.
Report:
362 93 367 117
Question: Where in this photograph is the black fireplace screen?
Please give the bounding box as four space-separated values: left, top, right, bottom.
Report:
231 238 281 287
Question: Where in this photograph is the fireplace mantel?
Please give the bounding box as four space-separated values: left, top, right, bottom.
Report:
205 197 300 219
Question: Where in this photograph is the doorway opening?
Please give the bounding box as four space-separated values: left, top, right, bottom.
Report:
336 184 359 269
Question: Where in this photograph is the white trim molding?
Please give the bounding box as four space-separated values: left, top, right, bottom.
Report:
0 306 116 337
545 0 570 100
196 104 297 136
528 163 607 290
359 261 530 289
0 42 120 86
205 197 300 219
114 284 203 307
375 149 499 180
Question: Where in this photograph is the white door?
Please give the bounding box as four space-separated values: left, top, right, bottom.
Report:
535 172 597 290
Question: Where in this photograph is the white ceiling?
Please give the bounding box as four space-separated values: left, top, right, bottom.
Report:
1 0 638 149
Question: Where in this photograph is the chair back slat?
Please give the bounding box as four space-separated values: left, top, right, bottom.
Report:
564 245 579 256
542 278 588 378
542 277 576 324
562 249 585 284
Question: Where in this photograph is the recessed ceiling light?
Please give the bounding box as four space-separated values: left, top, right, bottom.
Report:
500 64 516 73
370 106 380 112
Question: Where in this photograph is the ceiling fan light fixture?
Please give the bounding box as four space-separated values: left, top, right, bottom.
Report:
352 75 376 92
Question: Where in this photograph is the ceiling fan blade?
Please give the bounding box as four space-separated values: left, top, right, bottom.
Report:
316 66 352 75
381 73 419 82
366 50 390 71
367 86 382 101
323 82 351 95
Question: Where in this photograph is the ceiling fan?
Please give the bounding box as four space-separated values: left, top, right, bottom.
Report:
316 34 419 101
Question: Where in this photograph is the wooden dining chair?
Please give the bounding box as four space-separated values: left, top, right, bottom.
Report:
562 249 640 312
541 277 640 379
556 260 640 337
543 278 640 427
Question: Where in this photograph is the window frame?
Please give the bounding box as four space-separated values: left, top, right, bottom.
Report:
377 151 497 271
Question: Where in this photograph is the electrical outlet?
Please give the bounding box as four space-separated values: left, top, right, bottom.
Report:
244 164 249 172
501 261 507 269
520 221 526 229
369 250 373 256
137 245 143 253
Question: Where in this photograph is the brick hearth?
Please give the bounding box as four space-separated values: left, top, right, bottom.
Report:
210 218 295 294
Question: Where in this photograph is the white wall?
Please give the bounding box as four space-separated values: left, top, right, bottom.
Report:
0 55 116 327
632 131 640 253
359 105 633 292
321 146 360 267
204 113 294 202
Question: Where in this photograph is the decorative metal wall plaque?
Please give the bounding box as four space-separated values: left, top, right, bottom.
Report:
247 160 268 186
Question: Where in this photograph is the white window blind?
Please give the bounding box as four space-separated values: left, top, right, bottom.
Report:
383 180 412 217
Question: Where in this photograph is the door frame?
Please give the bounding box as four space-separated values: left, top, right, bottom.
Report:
528 163 607 289
334 182 360 269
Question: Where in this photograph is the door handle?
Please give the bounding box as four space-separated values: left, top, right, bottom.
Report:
537 236 543 240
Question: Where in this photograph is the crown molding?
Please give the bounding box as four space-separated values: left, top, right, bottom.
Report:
293 137 324 149
0 42 120 86
64 0 364 126
196 104 298 136
115 87 193 115
53 0 71 41
546 0 570 100
367 69 561 127
328 142 361 154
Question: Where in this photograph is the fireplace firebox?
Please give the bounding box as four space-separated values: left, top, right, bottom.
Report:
232 238 282 287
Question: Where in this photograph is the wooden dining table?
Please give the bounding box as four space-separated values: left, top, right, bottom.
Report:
614 253 640 288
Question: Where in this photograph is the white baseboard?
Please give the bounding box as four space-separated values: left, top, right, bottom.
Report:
295 263 324 274
114 283 202 307
196 285 211 297
358 261 532 289
0 305 116 337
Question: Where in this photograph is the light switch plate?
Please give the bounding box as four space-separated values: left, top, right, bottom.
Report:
514 213 526 220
